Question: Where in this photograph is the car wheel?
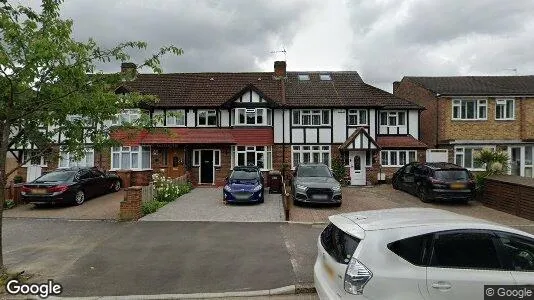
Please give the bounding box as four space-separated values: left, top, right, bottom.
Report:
334 202 342 207
392 178 400 190
111 180 121 192
418 187 432 203
74 190 85 206
292 196 301 206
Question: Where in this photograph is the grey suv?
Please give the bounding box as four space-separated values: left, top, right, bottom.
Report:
292 163 342 206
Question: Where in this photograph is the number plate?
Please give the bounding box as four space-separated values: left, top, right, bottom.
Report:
31 189 47 195
450 183 466 189
312 194 328 200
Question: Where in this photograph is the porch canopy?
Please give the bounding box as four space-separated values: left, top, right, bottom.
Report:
375 135 427 149
339 127 380 151
111 128 273 146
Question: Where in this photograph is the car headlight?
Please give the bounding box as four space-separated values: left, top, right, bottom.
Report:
332 185 341 192
224 185 232 192
296 184 308 191
253 184 262 192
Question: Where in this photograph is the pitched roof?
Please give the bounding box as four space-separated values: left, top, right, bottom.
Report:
118 70 422 109
284 72 421 108
110 128 273 145
404 76 534 96
376 135 427 149
121 73 283 107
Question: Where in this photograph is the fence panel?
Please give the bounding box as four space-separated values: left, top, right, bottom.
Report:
141 183 154 203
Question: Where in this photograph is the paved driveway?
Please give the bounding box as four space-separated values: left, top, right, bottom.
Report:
4 190 123 220
290 185 534 234
140 187 285 222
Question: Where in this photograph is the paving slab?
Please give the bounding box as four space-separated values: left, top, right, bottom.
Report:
140 187 284 222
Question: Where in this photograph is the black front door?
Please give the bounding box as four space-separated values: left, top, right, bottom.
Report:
200 150 214 184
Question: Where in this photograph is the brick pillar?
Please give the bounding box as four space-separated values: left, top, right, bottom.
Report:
116 170 132 188
119 187 142 221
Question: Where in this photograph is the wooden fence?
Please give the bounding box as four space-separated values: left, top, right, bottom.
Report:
482 175 534 221
141 183 154 204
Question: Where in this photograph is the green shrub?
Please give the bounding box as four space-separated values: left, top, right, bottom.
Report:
3 199 15 209
331 157 347 185
473 149 509 194
13 176 24 184
141 200 167 215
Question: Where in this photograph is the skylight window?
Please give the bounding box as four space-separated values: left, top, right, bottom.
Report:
320 74 331 81
298 74 310 81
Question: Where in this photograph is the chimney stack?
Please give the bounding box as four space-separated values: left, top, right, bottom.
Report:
121 62 137 79
274 61 286 78
393 81 400 94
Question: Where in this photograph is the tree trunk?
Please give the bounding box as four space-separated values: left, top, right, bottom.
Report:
0 119 11 274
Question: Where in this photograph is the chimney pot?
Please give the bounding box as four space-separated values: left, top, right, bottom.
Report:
274 61 286 78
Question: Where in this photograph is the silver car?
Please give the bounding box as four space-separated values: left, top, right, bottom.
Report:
292 163 342 206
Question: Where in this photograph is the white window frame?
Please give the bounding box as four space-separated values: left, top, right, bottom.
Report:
192 149 221 167
291 110 330 126
233 108 271 126
380 150 417 167
379 111 406 126
111 109 141 126
197 110 217 127
291 145 331 168
165 109 186 126
452 99 487 120
58 148 95 169
348 109 368 126
454 146 495 171
230 146 272 171
495 99 515 120
110 145 151 170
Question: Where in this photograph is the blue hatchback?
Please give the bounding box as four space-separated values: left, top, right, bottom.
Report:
223 166 264 204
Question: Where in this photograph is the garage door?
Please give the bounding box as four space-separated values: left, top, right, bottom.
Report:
426 149 448 162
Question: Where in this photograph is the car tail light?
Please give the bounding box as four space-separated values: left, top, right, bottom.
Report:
48 185 69 194
344 256 373 295
21 186 31 194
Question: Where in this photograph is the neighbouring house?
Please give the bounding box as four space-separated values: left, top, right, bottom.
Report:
394 75 534 178
9 61 426 186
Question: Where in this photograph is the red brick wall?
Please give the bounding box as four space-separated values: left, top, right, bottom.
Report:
131 170 153 186
394 79 439 148
119 187 142 221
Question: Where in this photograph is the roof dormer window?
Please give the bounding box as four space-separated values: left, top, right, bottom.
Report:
298 74 310 81
320 74 331 81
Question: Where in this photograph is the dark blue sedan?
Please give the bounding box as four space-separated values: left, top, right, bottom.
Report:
223 166 264 204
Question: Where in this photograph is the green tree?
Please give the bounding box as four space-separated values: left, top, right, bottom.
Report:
0 0 182 274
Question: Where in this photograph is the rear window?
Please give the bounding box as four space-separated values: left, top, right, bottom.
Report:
320 223 360 264
388 234 432 266
433 169 469 181
34 171 75 182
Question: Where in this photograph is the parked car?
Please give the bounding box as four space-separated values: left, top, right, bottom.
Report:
223 166 264 204
391 162 475 203
21 167 122 206
314 208 534 300
292 163 342 206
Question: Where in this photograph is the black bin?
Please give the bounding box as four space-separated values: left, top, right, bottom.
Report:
268 170 282 194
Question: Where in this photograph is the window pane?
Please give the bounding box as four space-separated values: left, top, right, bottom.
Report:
430 232 501 269
132 153 139 169
214 151 220 166
320 223 361 264
349 115 357 125
478 104 486 119
122 153 131 169
360 110 367 124
292 110 300 125
409 151 416 163
390 151 398 165
198 111 206 125
313 152 320 163
246 152 255 166
303 152 310 163
256 152 264 169
380 112 387 125
238 153 245 166
496 232 534 271
388 234 431 266
194 151 199 165
496 104 503 119
526 147 533 165
398 112 406 125
238 109 245 124
322 110 329 124
266 151 272 169
256 146 264 151
312 146 320 150
303 114 311 125
473 149 483 169
506 100 514 118
381 152 388 165
256 109 264 124
322 152 330 166
86 151 94 167
267 109 272 125
388 115 397 126
303 146 310 150
112 153 120 169
208 113 217 125
453 106 460 119
464 149 473 168
293 152 300 166
246 110 255 124
466 101 475 119
238 146 245 151
455 154 463 166
399 152 406 165
142 148 150 169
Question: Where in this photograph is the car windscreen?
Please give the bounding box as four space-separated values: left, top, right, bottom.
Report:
34 171 76 183
320 223 360 264
297 165 332 177
434 169 470 181
230 170 258 180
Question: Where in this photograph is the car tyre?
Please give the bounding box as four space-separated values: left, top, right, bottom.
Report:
418 187 432 203
111 180 121 192
292 197 301 207
392 178 400 190
74 190 85 206
334 202 342 207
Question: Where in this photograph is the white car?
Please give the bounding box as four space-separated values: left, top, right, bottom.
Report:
314 208 534 300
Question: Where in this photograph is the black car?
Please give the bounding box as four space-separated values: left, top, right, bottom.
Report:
392 162 476 203
292 163 342 206
21 167 122 206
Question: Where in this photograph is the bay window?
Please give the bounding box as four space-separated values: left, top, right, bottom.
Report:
495 99 515 120
292 110 330 126
454 146 493 170
230 146 272 170
233 108 272 126
58 148 94 168
380 150 416 167
291 145 331 168
452 99 487 120
111 146 151 170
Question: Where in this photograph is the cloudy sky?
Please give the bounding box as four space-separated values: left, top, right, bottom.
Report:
22 0 534 92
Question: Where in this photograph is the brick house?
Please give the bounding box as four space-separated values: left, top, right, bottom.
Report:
10 61 426 186
394 76 534 178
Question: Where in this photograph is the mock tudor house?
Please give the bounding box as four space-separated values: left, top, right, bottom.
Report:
394 75 534 178
11 61 426 186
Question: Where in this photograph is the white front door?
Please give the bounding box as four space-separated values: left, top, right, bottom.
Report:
349 151 366 185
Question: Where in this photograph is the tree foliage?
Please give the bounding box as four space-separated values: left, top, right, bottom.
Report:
0 0 182 273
